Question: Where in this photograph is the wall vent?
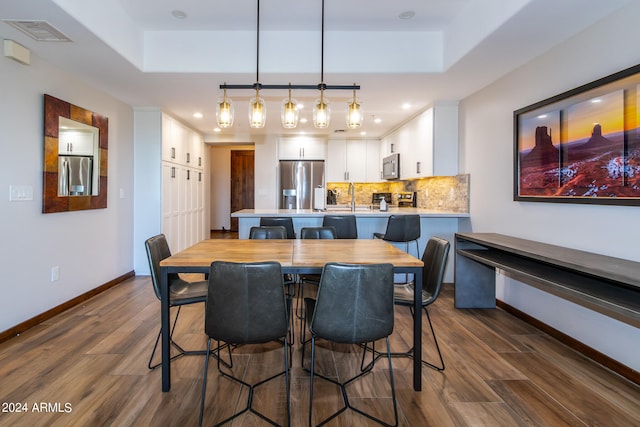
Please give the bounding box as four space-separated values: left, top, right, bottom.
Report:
2 20 72 42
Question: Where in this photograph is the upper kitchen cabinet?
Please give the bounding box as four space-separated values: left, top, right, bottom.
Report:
381 102 458 179
278 136 327 160
327 139 380 182
162 114 203 169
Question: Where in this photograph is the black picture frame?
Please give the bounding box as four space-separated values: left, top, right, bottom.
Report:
514 64 640 206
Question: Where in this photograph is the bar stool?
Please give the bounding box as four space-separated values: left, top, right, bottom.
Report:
373 214 421 257
322 215 358 239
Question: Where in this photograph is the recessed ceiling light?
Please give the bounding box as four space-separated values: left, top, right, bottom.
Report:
373 116 381 124
360 131 367 136
193 112 203 118
300 117 308 124
172 10 187 19
402 103 411 110
213 127 221 132
398 11 415 20
298 103 305 109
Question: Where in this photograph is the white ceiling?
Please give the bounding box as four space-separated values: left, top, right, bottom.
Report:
0 0 631 141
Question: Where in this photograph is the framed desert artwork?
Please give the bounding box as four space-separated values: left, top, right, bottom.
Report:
514 64 640 205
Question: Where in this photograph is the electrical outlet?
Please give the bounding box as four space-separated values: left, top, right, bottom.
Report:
51 266 59 282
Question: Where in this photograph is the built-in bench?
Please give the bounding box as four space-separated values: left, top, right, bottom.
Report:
454 232 640 329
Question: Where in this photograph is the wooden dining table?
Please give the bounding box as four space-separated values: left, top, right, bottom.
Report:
159 238 424 392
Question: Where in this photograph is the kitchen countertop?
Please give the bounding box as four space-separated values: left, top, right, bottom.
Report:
232 207 469 218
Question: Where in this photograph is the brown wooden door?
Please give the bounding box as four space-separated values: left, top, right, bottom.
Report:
230 150 255 231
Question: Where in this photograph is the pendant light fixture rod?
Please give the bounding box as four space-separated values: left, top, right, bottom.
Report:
256 0 260 83
320 0 325 84
220 83 358 90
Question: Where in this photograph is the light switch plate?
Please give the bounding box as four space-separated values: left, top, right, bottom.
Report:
9 185 33 201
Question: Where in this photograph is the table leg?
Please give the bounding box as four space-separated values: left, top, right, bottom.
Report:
413 268 422 391
161 267 171 392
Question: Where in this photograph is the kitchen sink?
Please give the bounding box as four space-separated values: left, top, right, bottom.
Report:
325 205 373 212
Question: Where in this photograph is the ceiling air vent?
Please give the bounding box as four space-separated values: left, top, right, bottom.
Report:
334 129 346 133
2 20 72 42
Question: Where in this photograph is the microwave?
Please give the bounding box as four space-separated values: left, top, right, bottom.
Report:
382 153 399 180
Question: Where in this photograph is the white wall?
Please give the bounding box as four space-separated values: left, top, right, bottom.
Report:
0 52 134 331
459 2 640 370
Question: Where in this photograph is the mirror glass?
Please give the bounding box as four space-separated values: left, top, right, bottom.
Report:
58 117 100 196
43 94 108 213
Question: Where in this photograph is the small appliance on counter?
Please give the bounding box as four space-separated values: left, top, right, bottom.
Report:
372 192 392 209
326 189 337 205
397 191 417 207
314 187 326 210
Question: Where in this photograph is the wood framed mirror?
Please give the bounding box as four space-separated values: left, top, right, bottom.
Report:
43 94 108 213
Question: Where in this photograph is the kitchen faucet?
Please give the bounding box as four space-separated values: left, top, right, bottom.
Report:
348 182 355 212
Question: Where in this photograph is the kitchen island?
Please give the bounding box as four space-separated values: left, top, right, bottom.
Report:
232 207 469 281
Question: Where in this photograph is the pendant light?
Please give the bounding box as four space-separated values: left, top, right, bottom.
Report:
216 85 234 128
217 0 361 130
281 84 299 128
346 83 362 129
249 87 266 128
313 88 330 128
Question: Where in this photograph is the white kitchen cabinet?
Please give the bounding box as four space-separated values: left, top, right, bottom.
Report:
327 139 347 181
162 115 204 170
327 139 381 182
365 140 381 181
380 103 458 180
161 113 205 253
278 136 327 160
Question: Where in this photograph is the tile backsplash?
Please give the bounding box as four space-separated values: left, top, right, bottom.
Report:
326 174 469 213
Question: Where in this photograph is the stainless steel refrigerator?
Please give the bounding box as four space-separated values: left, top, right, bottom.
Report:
279 160 324 209
58 155 93 196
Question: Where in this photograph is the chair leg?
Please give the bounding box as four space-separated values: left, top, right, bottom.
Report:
421 307 445 371
212 338 290 426
360 306 445 372
148 306 233 370
198 339 212 427
148 306 182 369
309 336 398 427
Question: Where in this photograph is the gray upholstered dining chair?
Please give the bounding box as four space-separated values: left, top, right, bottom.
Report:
322 215 358 239
363 236 450 372
249 225 287 239
299 226 337 240
297 226 337 339
145 234 210 370
249 225 295 345
303 262 398 427
199 261 290 427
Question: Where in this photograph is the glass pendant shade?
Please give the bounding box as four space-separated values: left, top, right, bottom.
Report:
249 88 266 128
281 87 299 128
313 90 331 128
346 100 362 129
216 87 234 128
346 85 362 129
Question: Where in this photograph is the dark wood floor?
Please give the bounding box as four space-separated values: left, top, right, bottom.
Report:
0 270 637 426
